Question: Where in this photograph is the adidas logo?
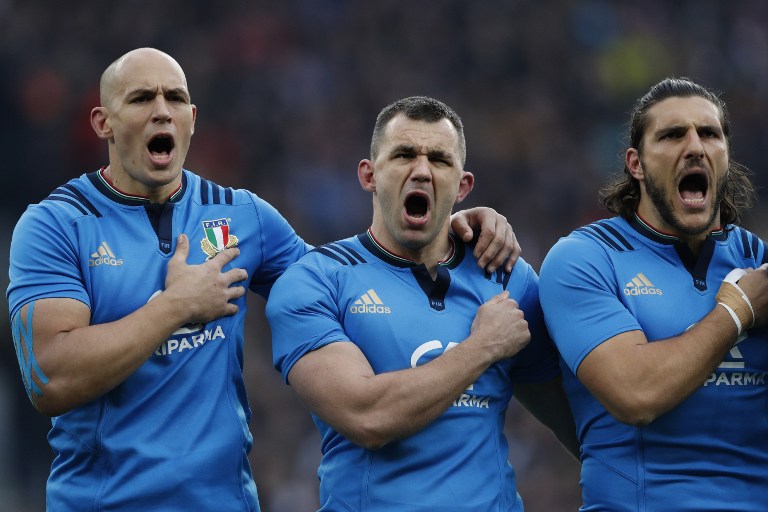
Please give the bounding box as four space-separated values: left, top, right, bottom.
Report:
349 289 391 314
623 272 662 296
88 241 123 267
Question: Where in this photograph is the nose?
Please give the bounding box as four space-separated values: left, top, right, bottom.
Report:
684 130 705 159
152 96 172 123
410 155 432 181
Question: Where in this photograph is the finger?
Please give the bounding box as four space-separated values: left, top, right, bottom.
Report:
222 303 240 317
475 234 504 273
223 268 249 285
226 285 247 301
473 217 500 268
210 246 241 269
504 225 520 273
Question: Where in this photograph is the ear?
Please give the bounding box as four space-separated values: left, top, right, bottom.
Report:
190 104 197 135
358 159 376 192
454 171 474 203
90 107 112 140
626 148 643 180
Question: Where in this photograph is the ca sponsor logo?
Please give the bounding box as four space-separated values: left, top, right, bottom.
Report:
411 340 490 409
623 272 663 296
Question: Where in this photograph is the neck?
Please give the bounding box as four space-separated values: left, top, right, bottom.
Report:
367 225 454 277
102 165 182 203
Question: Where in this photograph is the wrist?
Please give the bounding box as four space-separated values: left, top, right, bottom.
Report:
718 302 742 337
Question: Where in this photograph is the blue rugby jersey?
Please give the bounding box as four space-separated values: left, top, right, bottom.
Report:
539 214 768 512
7 168 310 511
267 230 559 512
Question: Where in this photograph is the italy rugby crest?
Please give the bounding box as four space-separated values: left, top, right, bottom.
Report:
200 218 239 259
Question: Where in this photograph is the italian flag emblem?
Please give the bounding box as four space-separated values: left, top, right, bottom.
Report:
200 218 238 259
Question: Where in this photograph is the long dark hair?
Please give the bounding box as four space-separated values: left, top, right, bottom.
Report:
599 77 755 226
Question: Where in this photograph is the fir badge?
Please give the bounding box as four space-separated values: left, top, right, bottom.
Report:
200 218 239 259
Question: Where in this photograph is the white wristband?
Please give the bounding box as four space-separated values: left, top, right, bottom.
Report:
718 302 742 336
723 269 755 328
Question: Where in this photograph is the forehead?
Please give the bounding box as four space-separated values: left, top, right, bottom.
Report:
645 96 722 133
112 52 188 97
381 115 460 154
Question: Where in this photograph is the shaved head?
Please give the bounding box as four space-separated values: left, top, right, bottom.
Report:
100 48 187 108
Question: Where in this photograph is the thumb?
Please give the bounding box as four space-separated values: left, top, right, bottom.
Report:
170 234 190 266
485 290 509 306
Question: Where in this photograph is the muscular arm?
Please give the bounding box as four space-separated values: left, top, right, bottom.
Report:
12 235 247 416
286 292 530 450
541 231 768 428
578 265 768 425
577 309 737 426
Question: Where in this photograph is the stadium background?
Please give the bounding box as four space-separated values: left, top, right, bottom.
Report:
2 1 767 510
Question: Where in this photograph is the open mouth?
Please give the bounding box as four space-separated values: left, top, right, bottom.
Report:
148 134 175 157
678 172 708 206
405 193 429 219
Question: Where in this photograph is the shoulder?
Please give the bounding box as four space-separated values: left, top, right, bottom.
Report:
23 174 104 223
543 218 634 269
725 224 768 265
565 217 636 253
288 236 367 275
308 236 371 267
185 170 260 207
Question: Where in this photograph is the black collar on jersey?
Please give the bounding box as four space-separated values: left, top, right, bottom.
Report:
358 229 465 270
629 212 728 291
88 167 187 206
358 229 465 311
88 168 186 254
629 212 727 245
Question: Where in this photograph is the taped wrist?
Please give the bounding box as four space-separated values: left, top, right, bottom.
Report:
716 268 755 336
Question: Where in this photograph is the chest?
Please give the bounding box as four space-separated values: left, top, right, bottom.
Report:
336 265 505 372
75 202 255 323
613 246 768 374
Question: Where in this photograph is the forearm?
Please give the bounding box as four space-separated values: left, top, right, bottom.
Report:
581 305 738 425
358 342 493 444
28 295 190 415
292 337 500 450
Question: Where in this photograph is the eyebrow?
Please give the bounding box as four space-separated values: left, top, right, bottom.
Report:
656 123 723 137
389 144 454 161
125 87 190 100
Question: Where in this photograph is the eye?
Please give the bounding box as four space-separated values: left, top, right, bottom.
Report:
659 131 681 140
166 93 188 103
131 94 152 103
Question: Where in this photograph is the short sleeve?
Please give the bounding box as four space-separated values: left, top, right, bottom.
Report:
266 259 346 383
539 235 641 375
7 205 89 319
248 195 312 298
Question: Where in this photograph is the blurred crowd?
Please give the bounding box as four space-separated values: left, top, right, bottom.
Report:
2 0 767 510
